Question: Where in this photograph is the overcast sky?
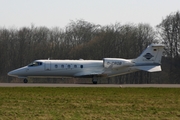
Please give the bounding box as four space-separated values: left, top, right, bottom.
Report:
0 0 180 29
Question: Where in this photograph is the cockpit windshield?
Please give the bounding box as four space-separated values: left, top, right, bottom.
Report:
28 61 43 67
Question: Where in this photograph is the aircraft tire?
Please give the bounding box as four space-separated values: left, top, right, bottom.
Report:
92 81 97 84
92 76 98 84
24 79 28 83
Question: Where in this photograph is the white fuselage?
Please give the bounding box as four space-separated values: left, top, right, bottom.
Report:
8 59 138 79
7 44 164 84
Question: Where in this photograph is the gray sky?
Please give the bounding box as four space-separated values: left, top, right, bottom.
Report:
0 0 180 29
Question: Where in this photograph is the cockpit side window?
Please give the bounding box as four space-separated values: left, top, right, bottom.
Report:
28 62 43 67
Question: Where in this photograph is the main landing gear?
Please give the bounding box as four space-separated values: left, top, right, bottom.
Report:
92 76 98 84
23 78 28 83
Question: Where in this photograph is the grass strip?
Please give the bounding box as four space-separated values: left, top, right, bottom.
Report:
0 87 180 120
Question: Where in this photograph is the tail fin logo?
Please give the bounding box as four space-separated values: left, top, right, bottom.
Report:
143 53 154 60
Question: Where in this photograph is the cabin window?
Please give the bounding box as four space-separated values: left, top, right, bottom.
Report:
55 64 58 68
74 65 77 68
80 65 83 68
68 65 71 68
61 65 64 68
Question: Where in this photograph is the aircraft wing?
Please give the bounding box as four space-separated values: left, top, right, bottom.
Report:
74 71 107 77
134 65 161 72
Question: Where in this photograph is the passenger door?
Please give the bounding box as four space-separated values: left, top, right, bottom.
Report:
45 61 51 71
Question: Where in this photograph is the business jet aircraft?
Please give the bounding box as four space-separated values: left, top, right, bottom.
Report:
8 44 164 84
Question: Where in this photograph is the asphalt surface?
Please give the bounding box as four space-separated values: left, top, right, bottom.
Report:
0 83 180 88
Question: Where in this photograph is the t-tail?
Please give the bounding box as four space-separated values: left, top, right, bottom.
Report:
133 44 165 72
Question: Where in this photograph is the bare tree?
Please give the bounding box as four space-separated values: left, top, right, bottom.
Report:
157 11 180 83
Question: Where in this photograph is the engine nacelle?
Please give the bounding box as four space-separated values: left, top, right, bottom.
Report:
103 58 134 69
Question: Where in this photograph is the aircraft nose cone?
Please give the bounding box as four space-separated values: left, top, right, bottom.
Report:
7 71 11 76
8 66 28 78
8 68 23 77
8 70 17 77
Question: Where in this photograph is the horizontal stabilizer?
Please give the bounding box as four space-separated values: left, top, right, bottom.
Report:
135 65 161 72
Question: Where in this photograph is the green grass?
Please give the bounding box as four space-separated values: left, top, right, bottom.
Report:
0 87 180 120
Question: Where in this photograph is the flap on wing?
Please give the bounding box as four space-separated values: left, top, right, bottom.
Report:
135 65 161 72
74 72 106 77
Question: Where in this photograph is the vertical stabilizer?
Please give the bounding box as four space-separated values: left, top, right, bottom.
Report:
134 44 165 65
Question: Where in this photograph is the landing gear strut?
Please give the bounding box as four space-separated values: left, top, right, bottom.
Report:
23 78 28 83
92 76 98 84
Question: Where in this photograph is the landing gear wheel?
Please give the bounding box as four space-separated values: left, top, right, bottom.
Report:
92 76 98 84
92 81 97 84
23 79 28 83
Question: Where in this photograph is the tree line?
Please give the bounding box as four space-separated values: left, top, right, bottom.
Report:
0 11 180 83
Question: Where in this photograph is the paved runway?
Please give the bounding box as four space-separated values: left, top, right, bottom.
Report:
0 83 180 88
